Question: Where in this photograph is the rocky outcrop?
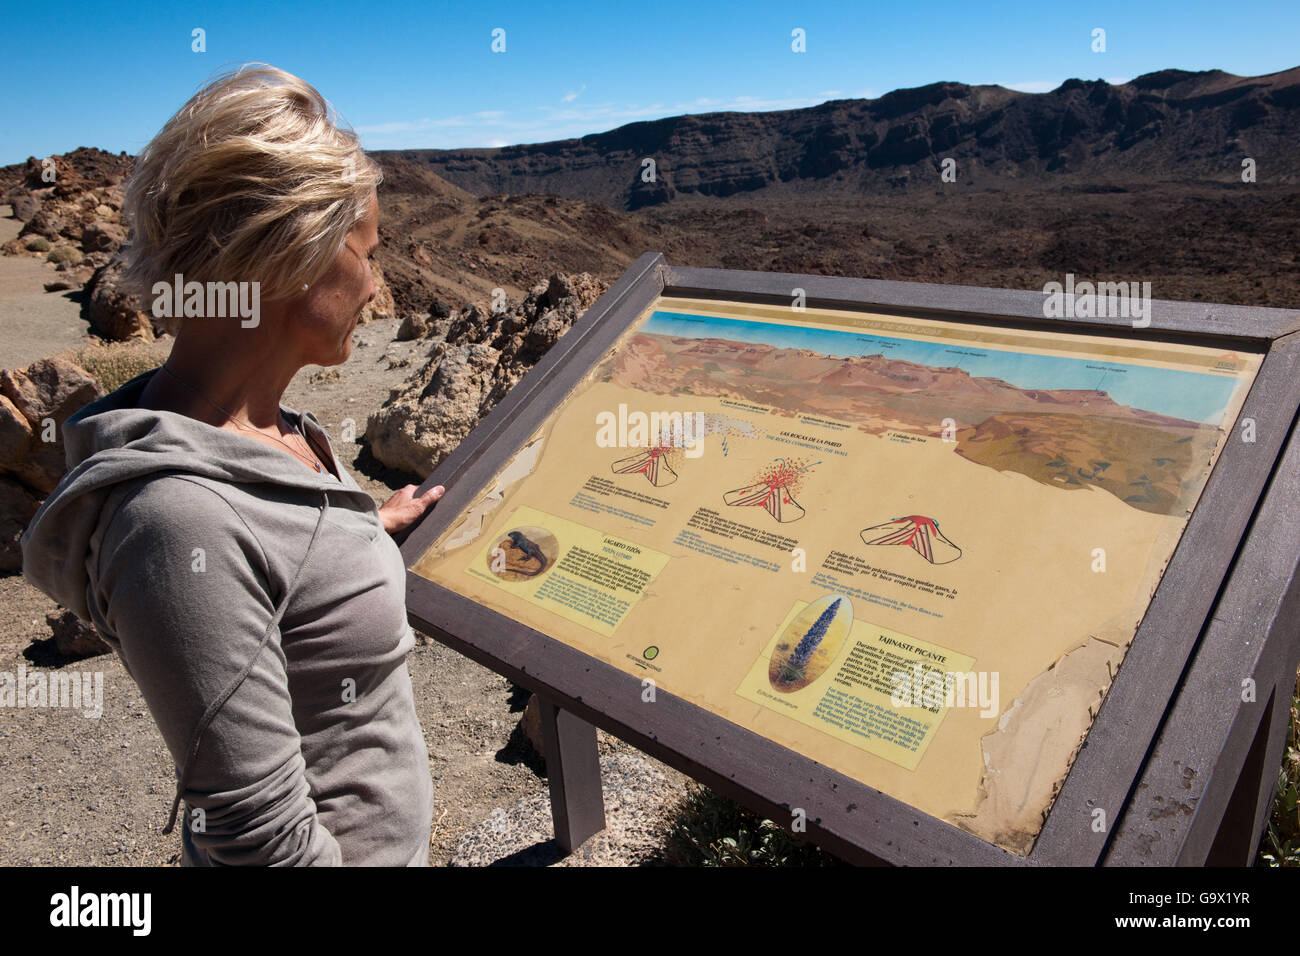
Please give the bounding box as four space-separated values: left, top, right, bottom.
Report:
85 255 158 341
0 357 104 571
396 298 452 342
2 148 397 328
395 312 429 341
357 261 396 325
1 149 130 294
6 191 38 222
0 476 40 574
365 273 607 477
1 357 103 493
81 221 126 253
18 209 69 241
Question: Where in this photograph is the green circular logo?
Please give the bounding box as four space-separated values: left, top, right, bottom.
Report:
643 645 659 660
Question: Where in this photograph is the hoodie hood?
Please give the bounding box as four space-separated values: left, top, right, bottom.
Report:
21 368 372 620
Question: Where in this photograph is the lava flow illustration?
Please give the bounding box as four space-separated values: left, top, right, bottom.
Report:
723 457 820 523
860 515 962 564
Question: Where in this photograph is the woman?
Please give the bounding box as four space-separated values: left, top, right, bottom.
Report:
21 64 443 865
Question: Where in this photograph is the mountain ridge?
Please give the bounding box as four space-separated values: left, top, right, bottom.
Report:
622 333 1204 429
380 66 1300 208
609 332 1218 516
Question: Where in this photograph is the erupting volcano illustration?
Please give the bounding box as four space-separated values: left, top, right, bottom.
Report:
860 515 962 564
723 457 820 524
611 439 680 487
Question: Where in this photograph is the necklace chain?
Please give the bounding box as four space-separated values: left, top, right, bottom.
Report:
157 363 327 475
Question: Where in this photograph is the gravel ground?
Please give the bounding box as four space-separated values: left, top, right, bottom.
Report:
450 751 683 867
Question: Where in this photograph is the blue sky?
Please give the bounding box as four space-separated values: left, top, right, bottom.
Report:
2 0 1297 165
645 311 1241 424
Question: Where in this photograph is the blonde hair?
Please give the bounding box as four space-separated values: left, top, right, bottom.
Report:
120 63 381 302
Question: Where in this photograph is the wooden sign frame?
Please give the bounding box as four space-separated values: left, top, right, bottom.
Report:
401 252 1300 866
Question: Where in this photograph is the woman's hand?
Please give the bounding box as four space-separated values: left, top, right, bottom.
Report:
378 484 445 536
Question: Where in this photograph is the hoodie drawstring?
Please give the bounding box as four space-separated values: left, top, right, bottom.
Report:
162 492 331 835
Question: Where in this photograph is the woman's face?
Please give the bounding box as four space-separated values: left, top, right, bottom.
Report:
292 188 379 366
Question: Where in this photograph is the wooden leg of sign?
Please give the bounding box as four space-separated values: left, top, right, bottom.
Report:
1205 684 1282 866
538 697 606 854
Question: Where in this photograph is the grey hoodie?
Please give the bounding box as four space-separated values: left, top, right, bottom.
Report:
21 369 433 866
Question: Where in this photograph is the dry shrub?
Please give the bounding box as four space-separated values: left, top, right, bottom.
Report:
60 338 171 393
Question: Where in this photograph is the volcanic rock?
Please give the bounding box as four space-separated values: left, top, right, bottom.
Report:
357 261 396 324
0 396 33 471
84 255 157 341
395 312 428 341
18 209 66 241
0 476 40 573
6 191 38 222
45 609 111 659
81 221 125 254
365 272 607 476
0 357 103 571
0 357 104 494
